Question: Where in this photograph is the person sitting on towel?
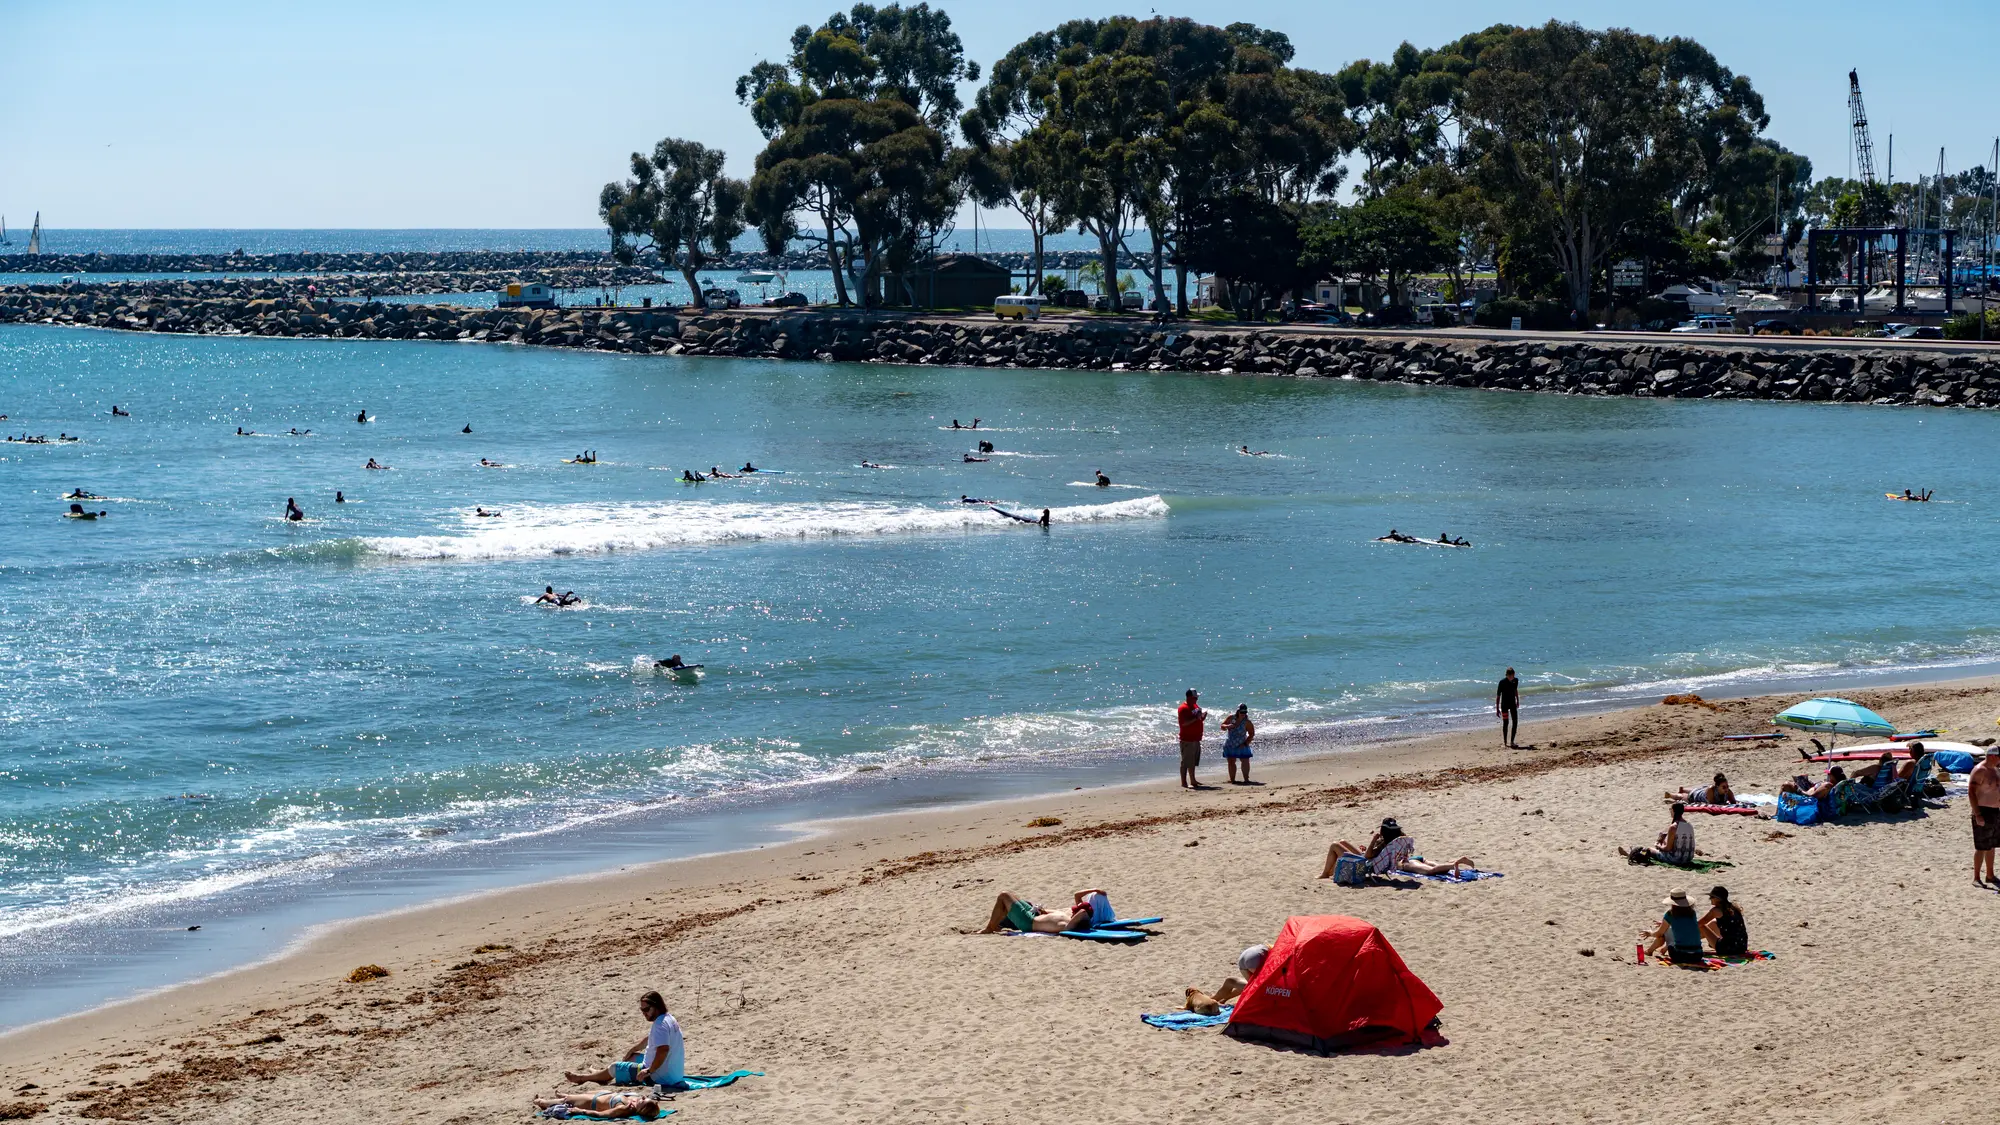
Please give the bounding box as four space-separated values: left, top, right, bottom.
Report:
981 889 1107 934
564 990 683 1089
1642 889 1709 966
1699 885 1750 957
1619 803 1698 865
1667 772 1738 806
532 1090 663 1120
1319 817 1478 879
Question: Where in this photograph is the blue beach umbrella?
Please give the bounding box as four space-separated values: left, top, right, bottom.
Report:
1774 697 1895 747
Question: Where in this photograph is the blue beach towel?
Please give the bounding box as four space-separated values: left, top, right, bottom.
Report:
1408 869 1504 883
1141 1004 1233 1030
540 1107 675 1121
1933 750 1978 774
662 1070 763 1092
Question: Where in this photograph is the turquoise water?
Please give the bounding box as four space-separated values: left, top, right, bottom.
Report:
6 323 2000 1022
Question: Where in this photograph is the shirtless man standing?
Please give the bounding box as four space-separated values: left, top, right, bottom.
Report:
1496 668 1521 749
1971 746 2000 887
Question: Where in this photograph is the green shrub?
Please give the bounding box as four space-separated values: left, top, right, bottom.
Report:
1944 309 2000 340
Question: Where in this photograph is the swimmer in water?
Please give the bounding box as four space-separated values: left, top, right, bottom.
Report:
709 465 738 478
977 440 994 453
1095 470 1111 487
64 488 101 500
971 418 981 429
952 419 962 429
462 424 473 433
535 586 560 605
861 460 884 468
964 454 989 463
475 507 500 517
67 503 106 519
357 410 368 424
111 405 129 417
1040 508 1051 528
334 491 346 503
960 495 994 504
741 462 758 473
365 458 386 470
237 426 254 436
556 591 581 607
285 497 305 522
681 469 704 482
1240 445 1271 456
480 458 502 467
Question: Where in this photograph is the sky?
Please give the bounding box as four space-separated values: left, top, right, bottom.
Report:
6 0 1999 229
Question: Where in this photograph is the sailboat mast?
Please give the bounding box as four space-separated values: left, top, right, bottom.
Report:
27 212 41 256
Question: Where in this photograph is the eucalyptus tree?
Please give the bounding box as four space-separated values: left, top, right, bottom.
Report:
736 3 971 305
599 138 748 300
1461 21 1777 316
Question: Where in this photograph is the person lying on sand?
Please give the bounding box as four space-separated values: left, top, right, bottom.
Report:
1320 817 1477 878
564 991 683 1090
1184 944 1271 1014
1641 889 1708 966
1619 803 1699 866
1667 772 1738 806
531 1090 662 1120
981 889 1106 934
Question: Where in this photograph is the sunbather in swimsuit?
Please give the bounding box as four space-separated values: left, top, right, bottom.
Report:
532 1091 662 1120
981 889 1105 933
1668 772 1737 805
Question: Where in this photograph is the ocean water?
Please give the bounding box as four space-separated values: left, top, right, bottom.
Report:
7 323 2000 1027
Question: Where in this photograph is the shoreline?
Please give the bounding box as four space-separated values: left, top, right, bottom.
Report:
8 651 2000 1037
6 675 1999 1121
3 664 2000 1112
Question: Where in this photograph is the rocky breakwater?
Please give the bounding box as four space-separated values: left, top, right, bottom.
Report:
661 314 2000 409
0 249 626 275
0 283 680 346
6 287 2000 410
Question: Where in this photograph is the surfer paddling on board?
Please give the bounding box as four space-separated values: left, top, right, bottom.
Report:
357 410 368 424
334 491 346 504
111 405 129 417
1095 470 1111 488
1239 445 1271 456
536 586 561 605
709 466 738 478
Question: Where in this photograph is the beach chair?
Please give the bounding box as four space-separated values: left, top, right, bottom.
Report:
1846 772 1899 815
1825 779 1861 821
1897 755 1939 811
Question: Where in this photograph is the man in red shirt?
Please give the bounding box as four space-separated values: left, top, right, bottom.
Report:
1177 689 1206 789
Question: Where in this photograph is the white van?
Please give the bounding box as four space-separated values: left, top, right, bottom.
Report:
994 295 1042 321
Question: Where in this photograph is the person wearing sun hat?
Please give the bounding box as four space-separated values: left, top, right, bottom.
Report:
1641 889 1708 966
1970 745 2000 887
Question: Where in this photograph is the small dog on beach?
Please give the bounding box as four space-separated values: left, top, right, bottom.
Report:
1184 987 1223 1016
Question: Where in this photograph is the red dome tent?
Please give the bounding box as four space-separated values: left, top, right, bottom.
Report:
1224 915 1442 1053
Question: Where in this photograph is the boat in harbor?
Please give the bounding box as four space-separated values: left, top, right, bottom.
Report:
26 212 41 255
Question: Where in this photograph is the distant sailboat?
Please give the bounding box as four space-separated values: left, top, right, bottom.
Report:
27 212 42 255
1 215 10 245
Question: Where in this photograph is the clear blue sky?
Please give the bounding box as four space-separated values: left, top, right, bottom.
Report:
6 1 1996 228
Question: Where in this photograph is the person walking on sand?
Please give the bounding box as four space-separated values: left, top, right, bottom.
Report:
1971 745 2000 887
1496 667 1521 748
1177 689 1207 789
1221 704 1255 783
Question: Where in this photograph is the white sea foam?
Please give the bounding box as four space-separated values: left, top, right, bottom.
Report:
363 496 1170 560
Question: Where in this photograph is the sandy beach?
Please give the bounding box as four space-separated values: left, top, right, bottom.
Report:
4 679 1997 1124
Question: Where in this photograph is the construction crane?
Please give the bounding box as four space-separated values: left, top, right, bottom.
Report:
1848 69 1877 185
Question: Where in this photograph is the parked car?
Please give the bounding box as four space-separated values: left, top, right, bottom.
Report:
1748 318 1796 335
764 291 808 307
1120 291 1145 310
1358 305 1415 327
993 295 1043 321
701 287 741 309
1669 314 1736 334
1052 289 1089 308
1869 322 1910 338
1893 324 1944 340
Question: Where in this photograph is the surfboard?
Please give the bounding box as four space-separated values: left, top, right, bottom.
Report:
1804 739 1979 762
989 505 1041 524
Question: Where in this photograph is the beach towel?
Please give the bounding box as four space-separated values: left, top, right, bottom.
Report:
1685 804 1760 816
661 1070 762 1092
1647 949 1776 971
1142 1004 1233 1030
1933 750 1978 774
1085 891 1116 927
1407 868 1504 883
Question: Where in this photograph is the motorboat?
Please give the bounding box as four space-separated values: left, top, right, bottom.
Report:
1656 283 1728 313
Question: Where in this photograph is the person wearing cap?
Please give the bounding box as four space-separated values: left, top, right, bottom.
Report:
1176 689 1207 790
1970 745 2000 887
1642 889 1708 966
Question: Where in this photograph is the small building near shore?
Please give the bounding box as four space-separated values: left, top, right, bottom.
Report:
498 282 556 309
884 255 1012 309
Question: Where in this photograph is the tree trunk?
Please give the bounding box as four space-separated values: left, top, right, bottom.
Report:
1175 262 1188 317
825 215 851 308
681 264 702 306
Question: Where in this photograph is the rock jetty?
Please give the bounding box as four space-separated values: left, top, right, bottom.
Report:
3 281 1997 409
